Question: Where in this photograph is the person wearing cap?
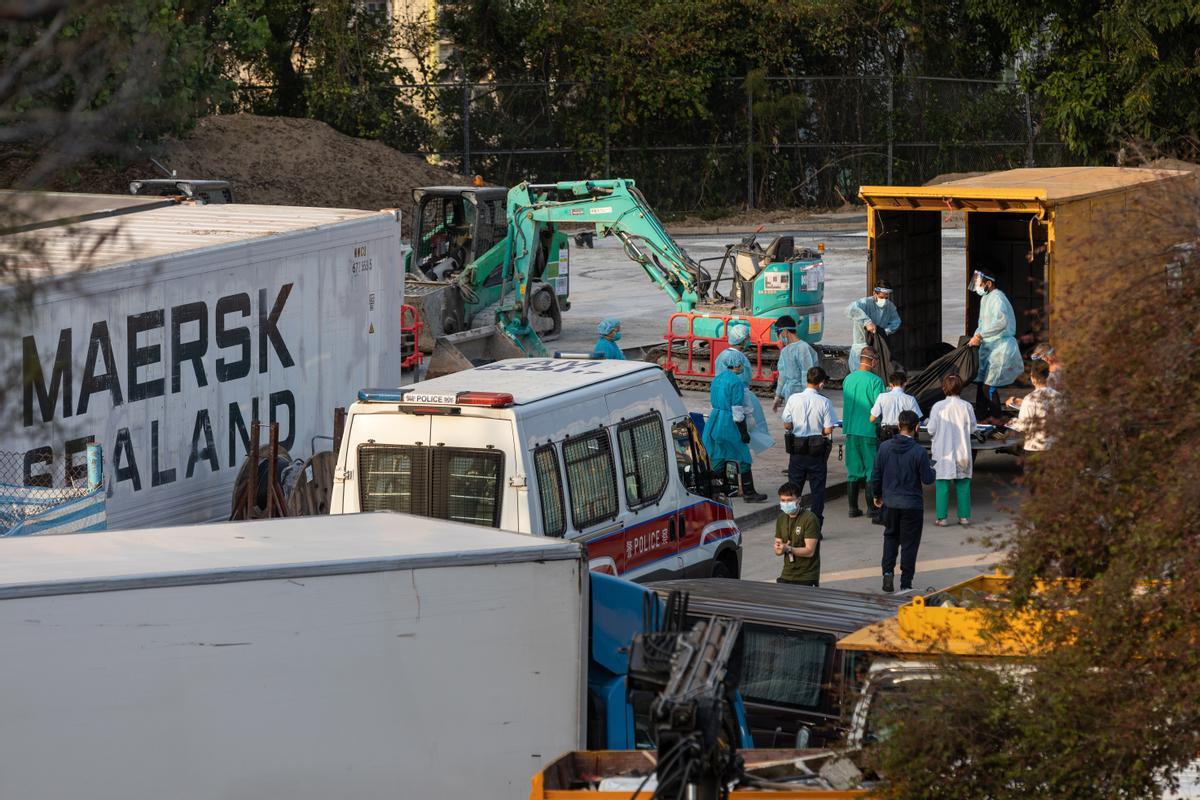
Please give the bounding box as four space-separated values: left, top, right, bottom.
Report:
1025 343 1064 394
846 280 901 371
703 349 768 502
772 315 819 412
842 346 886 519
592 318 626 360
781 366 838 524
967 268 1023 420
724 322 775 454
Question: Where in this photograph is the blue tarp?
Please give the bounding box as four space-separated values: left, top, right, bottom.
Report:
0 484 107 537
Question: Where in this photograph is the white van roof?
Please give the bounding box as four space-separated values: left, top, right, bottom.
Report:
362 358 663 407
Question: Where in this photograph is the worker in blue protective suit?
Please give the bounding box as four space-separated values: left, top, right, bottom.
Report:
724 322 775 454
846 280 901 370
968 269 1024 421
702 349 768 502
771 315 819 413
591 318 625 360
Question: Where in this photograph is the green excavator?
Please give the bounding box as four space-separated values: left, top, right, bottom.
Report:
404 184 572 373
496 178 826 389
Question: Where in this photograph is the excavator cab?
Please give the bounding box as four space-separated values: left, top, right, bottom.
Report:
410 186 508 280
723 235 824 318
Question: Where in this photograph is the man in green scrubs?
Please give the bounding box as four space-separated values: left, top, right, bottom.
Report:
842 346 885 519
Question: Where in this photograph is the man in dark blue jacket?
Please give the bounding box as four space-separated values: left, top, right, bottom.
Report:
870 410 935 593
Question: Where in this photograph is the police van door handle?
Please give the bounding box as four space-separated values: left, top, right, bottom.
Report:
668 516 677 541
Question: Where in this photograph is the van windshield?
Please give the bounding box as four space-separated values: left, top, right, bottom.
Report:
357 444 504 527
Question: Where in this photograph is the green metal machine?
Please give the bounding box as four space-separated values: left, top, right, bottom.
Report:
405 185 571 355
499 179 825 382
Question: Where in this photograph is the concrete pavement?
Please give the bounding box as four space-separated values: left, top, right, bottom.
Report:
738 450 1022 594
552 224 969 357
678 388 851 531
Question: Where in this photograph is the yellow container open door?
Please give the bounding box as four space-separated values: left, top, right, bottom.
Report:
859 167 1197 370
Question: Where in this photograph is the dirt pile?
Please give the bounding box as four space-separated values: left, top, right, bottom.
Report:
924 171 989 186
0 114 469 210
1143 157 1200 174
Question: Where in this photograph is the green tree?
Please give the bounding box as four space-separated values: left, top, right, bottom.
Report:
867 180 1200 797
970 0 1200 158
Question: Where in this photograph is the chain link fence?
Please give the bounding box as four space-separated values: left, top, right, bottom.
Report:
0 447 106 536
236 74 1070 215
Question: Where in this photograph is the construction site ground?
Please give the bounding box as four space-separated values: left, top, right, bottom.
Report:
540 218 1012 595
552 219 969 357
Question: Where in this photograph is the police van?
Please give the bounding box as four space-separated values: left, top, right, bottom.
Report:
330 358 741 581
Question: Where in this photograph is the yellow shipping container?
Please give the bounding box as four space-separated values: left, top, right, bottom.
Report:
858 166 1199 368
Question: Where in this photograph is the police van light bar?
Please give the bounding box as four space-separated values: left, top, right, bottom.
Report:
357 388 513 408
456 392 514 407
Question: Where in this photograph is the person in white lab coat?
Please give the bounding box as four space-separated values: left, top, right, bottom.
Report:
925 374 977 527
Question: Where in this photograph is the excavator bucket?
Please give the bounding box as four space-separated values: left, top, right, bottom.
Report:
425 325 527 379
405 280 468 354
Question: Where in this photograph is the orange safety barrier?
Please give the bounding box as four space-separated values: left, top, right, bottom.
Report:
663 312 782 386
400 304 424 370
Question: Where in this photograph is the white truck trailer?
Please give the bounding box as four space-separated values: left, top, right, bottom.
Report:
0 199 406 528
0 511 586 799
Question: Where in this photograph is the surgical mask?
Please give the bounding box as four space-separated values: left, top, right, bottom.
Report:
612 331 622 341
875 298 887 308
780 500 798 515
973 285 987 296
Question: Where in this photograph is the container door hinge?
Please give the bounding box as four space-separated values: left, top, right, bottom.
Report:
508 474 527 488
334 468 353 483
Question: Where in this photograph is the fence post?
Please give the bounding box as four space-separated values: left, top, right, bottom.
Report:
886 74 894 185
86 443 103 492
600 81 611 176
1023 88 1035 167
462 82 471 175
746 84 754 210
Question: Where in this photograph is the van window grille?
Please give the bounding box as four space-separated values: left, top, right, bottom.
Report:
617 412 669 509
358 446 428 515
431 448 504 527
533 445 566 537
357 445 502 527
563 430 618 530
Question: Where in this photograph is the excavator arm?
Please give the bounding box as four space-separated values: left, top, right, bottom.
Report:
504 179 707 319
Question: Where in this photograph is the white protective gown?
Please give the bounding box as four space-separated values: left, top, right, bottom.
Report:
846 296 901 369
976 289 1024 387
926 396 977 480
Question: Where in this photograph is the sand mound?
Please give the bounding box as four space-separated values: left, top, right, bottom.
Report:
1143 157 1200 174
924 171 989 186
0 114 469 210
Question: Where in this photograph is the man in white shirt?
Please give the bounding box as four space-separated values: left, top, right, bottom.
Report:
870 370 923 438
781 366 839 524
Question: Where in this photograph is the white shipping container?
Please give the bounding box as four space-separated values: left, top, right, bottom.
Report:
0 512 587 800
0 202 406 528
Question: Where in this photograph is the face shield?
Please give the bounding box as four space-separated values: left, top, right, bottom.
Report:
970 270 996 296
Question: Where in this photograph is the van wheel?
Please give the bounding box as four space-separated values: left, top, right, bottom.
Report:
711 555 738 579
